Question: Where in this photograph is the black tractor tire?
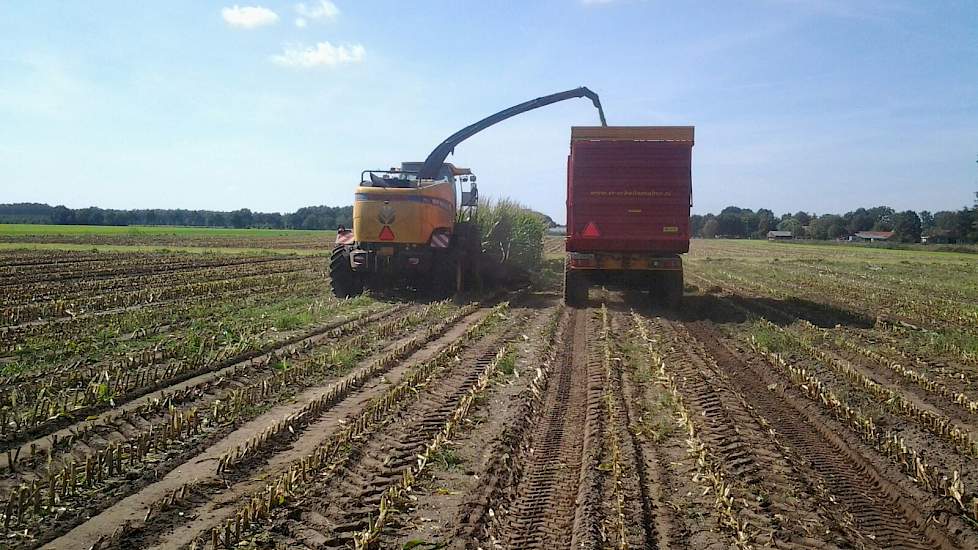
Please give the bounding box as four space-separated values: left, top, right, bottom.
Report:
452 223 482 293
564 265 588 307
665 270 683 309
329 245 362 298
427 251 459 298
651 270 683 309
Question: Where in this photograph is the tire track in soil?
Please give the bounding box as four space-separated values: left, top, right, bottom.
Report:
2 258 312 309
0 303 430 498
442 305 567 549
30 304 440 548
688 271 978 378
691 275 978 505
1 268 319 330
0 303 406 473
498 307 591 549
0 279 324 385
695 276 978 435
571 307 608 549
125 307 508 549
257 311 535 549
0 254 289 286
604 311 656 549
684 318 963 550
390 302 561 548
0 278 323 350
617 301 736 549
613 312 679 550
643 314 856 549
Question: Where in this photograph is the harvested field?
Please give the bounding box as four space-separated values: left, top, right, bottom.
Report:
0 224 334 253
2 239 978 549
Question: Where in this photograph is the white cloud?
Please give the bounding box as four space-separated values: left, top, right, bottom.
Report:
221 5 279 28
271 42 365 68
295 0 339 20
295 17 308 28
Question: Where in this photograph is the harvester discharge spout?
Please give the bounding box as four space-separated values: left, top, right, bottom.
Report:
417 86 607 180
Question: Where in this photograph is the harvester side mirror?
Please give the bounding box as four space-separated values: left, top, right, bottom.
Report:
469 175 476 182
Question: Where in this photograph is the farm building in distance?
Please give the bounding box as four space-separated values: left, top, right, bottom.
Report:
851 231 894 242
767 230 793 241
922 230 955 244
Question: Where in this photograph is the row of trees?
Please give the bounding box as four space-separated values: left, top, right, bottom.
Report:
0 203 353 231
692 199 978 244
4 197 976 244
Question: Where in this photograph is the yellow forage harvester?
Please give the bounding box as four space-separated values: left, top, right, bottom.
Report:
329 87 607 298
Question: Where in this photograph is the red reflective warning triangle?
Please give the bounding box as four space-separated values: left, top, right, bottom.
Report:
378 226 396 241
581 221 601 238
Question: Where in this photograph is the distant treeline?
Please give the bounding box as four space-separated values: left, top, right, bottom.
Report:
692 201 978 244
5 200 976 243
0 203 353 231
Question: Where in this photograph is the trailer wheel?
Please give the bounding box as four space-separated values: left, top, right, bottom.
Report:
329 245 363 298
651 271 683 309
564 265 588 307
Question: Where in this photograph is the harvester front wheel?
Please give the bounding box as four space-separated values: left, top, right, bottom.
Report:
329 245 362 298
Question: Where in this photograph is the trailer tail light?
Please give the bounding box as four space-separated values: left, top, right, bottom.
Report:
378 226 395 241
581 222 601 238
658 258 681 269
569 252 596 267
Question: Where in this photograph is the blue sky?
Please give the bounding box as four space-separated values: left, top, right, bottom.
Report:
1 1 976 219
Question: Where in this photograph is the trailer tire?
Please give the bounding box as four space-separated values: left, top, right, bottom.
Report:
652 271 683 309
329 245 362 298
564 265 588 307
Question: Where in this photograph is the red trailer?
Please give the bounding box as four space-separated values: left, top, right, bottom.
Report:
564 126 694 307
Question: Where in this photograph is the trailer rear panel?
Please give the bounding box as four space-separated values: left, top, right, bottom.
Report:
563 126 694 307
566 126 693 254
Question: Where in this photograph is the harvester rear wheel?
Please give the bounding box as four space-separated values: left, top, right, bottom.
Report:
427 251 458 298
329 245 362 298
452 223 481 294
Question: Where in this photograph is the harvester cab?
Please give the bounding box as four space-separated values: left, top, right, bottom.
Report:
330 87 606 298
